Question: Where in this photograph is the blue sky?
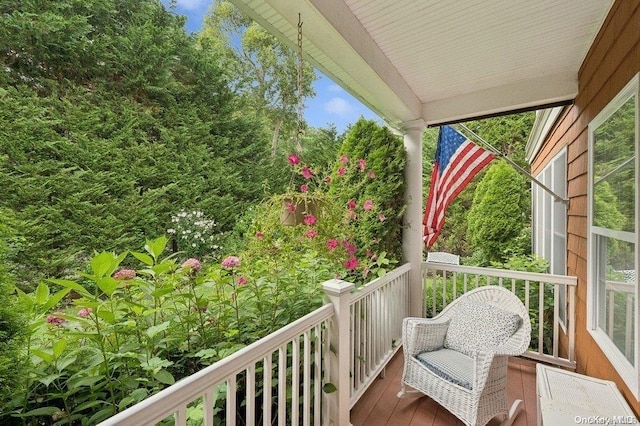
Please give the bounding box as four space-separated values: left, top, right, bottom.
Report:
162 0 380 133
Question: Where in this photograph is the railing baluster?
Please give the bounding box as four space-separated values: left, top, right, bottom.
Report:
204 389 214 426
431 269 436 316
314 325 321 426
278 347 286 426
452 271 457 300
246 365 255 426
263 354 272 426
227 376 237 426
303 331 311 426
292 337 300 425
568 284 576 364
538 281 545 356
175 406 187 426
354 299 360 388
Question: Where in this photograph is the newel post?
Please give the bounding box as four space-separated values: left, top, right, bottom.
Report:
322 279 354 426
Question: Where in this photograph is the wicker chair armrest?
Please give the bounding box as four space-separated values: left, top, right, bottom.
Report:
494 326 531 356
469 349 496 392
402 317 450 357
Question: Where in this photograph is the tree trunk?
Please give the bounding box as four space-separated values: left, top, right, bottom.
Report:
271 116 282 157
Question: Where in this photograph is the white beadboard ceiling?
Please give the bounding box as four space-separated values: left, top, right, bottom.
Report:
229 0 614 130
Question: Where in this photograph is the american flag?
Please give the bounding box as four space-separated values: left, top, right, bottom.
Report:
423 125 495 248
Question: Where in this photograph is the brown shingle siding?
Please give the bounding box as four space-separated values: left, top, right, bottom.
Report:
536 0 640 414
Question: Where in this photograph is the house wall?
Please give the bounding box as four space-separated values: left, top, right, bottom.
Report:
530 0 640 415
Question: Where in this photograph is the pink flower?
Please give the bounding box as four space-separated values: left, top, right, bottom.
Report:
222 256 241 269
378 214 386 222
363 199 374 211
368 171 376 179
324 176 332 184
347 199 357 210
46 313 66 326
288 153 300 165
327 239 339 250
286 202 296 212
305 229 318 239
113 269 136 280
345 257 358 271
77 307 93 318
237 276 248 286
301 166 313 179
303 214 316 225
256 232 264 239
300 184 309 192
181 258 202 272
343 240 357 255
337 167 346 176
340 155 349 164
358 159 366 171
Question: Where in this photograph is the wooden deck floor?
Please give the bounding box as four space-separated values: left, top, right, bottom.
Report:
350 350 538 426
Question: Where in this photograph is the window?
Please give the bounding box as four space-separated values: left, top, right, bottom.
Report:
588 74 639 398
533 150 567 325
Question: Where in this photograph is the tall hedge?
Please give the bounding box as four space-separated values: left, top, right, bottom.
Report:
0 209 25 402
329 118 406 261
467 160 530 264
0 0 273 286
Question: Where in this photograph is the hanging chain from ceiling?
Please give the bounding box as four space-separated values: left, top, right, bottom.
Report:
295 13 304 152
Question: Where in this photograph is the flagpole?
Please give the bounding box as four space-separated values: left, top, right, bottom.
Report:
456 123 569 205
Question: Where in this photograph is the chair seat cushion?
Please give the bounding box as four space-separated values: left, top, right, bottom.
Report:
444 299 522 356
415 348 474 390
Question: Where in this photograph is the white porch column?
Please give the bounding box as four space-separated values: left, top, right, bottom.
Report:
401 119 425 318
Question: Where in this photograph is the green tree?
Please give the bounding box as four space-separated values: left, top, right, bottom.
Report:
0 0 272 285
200 1 317 156
467 160 530 264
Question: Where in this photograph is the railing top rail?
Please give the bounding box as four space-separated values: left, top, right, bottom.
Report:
99 304 334 426
422 261 577 286
350 263 411 303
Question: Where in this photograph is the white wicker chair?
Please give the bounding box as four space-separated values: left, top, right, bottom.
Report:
398 286 531 426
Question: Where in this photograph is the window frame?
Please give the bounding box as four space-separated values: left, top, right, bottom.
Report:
587 73 639 399
533 149 567 329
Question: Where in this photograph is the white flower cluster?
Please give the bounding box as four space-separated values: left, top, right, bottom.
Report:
167 210 221 255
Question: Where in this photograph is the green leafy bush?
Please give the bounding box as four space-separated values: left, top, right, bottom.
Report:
4 237 327 424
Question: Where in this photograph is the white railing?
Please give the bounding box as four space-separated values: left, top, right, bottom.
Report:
349 263 411 406
99 304 333 426
98 264 412 426
423 261 578 369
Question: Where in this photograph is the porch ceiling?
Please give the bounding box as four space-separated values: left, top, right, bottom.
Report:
228 0 614 130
